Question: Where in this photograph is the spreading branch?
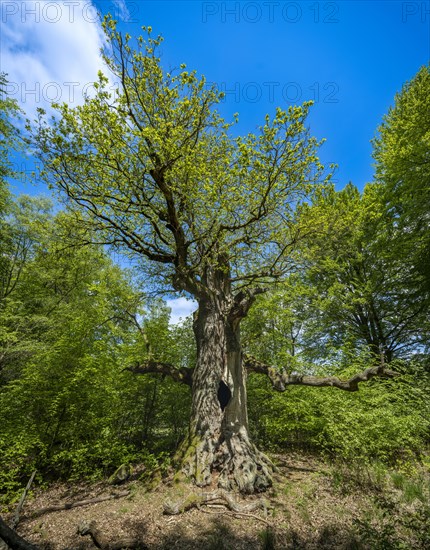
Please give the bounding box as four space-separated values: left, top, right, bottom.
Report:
124 361 193 387
244 355 400 392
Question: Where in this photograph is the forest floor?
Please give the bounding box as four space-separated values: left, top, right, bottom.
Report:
2 452 430 549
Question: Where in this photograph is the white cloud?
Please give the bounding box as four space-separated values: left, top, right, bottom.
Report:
165 297 197 325
0 1 110 120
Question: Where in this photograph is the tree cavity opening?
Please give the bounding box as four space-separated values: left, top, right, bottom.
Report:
217 380 231 412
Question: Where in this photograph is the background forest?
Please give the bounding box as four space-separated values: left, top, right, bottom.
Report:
0 63 429 539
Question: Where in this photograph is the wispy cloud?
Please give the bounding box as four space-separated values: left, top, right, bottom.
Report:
111 0 130 22
0 1 110 120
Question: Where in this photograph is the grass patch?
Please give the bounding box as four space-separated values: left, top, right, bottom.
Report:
259 528 276 550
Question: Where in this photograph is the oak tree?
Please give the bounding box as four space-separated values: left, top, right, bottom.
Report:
31 18 397 493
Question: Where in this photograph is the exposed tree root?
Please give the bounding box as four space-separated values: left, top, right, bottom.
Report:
177 429 275 494
28 491 130 519
163 489 270 516
77 520 147 549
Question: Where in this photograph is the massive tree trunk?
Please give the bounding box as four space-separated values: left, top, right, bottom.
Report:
176 265 273 494
127 265 399 495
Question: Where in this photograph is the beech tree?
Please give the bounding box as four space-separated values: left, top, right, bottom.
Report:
373 65 430 295
31 18 398 493
292 183 428 362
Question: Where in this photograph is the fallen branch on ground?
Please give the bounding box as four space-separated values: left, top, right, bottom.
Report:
0 471 38 550
12 471 37 531
28 491 130 519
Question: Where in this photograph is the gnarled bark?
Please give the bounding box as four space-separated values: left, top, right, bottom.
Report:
175 267 274 494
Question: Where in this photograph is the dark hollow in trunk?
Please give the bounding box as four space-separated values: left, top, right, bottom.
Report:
217 380 231 412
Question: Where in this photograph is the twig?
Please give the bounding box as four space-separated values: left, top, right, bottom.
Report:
232 511 273 526
200 508 227 516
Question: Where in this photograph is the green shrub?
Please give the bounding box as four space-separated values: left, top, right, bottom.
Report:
247 362 430 465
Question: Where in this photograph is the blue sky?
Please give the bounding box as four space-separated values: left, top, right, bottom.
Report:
1 0 428 193
103 0 429 188
1 0 428 321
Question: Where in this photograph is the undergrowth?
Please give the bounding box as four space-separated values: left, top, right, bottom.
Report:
324 458 430 550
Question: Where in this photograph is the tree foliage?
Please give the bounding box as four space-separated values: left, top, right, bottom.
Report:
244 179 429 371
373 65 430 295
0 198 192 502
32 17 329 298
0 72 22 199
0 36 428 504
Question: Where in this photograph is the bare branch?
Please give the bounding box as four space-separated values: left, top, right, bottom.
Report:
244 355 400 392
11 471 37 531
124 360 193 387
